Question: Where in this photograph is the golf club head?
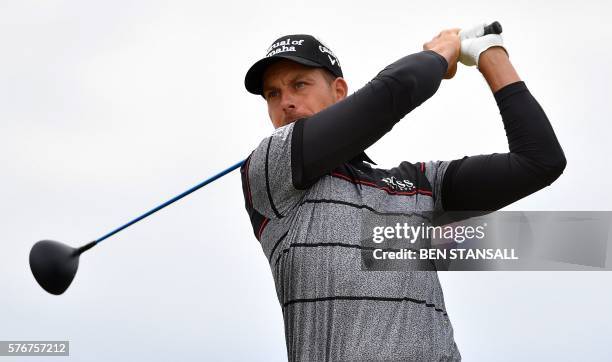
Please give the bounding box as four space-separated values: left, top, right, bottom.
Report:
29 240 80 295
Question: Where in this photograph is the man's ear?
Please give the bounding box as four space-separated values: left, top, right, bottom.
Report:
332 77 348 101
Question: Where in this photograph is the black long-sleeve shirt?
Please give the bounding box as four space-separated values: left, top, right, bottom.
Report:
290 50 566 211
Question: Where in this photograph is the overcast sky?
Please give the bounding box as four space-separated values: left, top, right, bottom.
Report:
1 0 611 361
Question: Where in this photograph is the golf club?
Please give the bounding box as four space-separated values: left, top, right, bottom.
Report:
484 21 502 36
29 159 245 295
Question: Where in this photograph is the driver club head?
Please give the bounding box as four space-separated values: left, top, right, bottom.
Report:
28 160 244 296
29 240 81 295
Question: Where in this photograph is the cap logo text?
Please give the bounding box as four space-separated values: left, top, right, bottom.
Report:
266 38 305 57
319 45 340 66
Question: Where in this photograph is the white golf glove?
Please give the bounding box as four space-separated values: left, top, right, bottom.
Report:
459 22 488 40
459 23 507 67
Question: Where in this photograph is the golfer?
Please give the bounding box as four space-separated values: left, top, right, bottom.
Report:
240 27 566 361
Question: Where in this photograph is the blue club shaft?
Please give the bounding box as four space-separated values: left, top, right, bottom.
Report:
93 159 246 245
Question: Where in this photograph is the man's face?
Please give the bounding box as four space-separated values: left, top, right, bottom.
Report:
262 59 347 128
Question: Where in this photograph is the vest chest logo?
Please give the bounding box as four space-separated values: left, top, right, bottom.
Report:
381 176 415 191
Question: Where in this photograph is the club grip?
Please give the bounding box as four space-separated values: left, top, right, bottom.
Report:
483 21 502 35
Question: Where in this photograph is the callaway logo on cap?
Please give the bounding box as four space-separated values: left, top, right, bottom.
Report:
244 34 343 95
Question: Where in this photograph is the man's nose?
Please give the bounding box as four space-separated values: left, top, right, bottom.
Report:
280 91 296 112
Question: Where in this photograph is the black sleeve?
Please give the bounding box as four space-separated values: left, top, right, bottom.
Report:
291 50 448 189
441 81 567 211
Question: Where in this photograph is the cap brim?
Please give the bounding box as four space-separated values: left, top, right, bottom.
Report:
244 55 322 95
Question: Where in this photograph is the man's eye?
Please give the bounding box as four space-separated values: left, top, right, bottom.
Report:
295 82 306 89
267 90 279 99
